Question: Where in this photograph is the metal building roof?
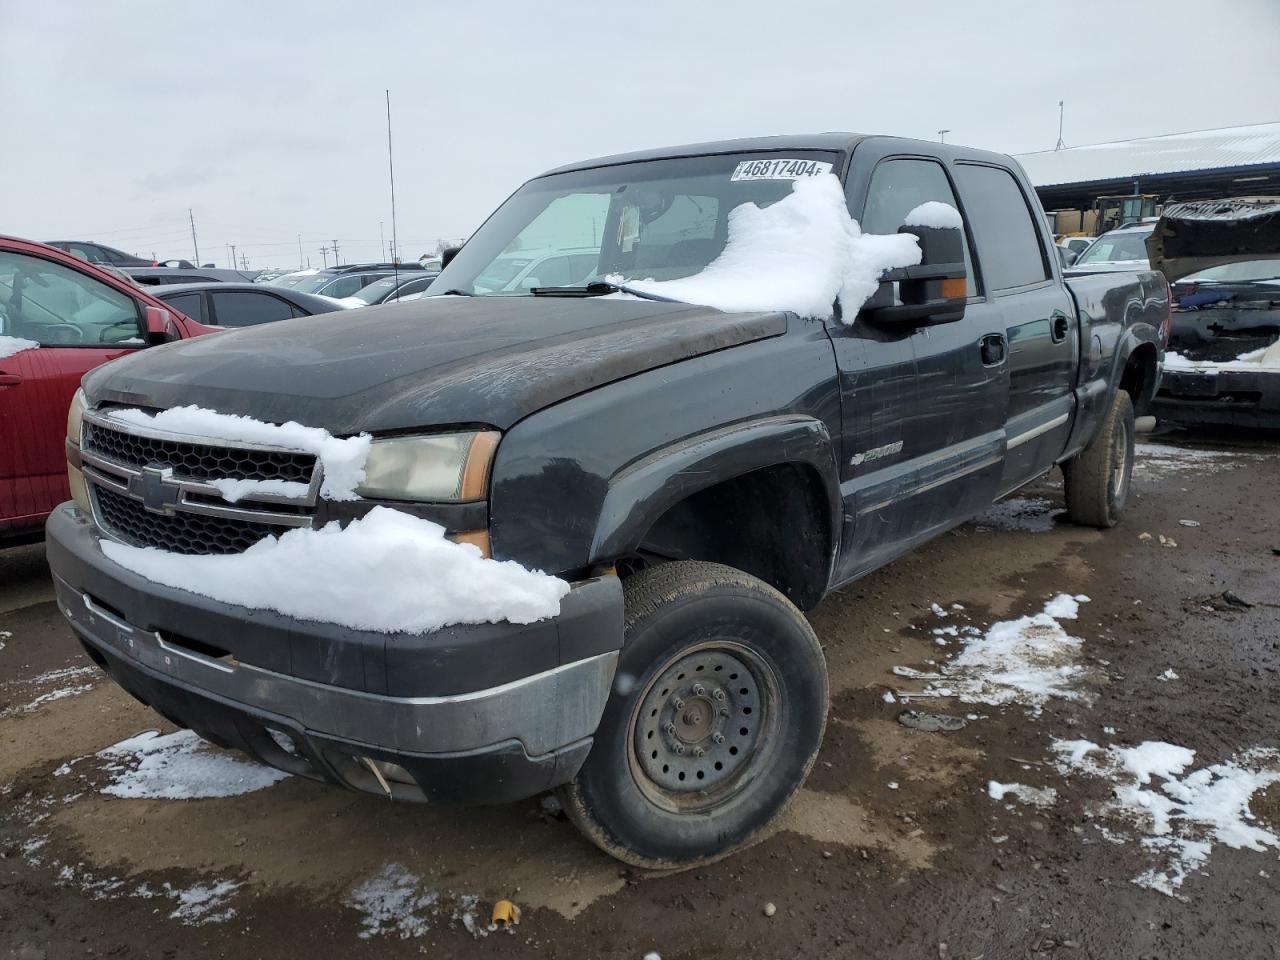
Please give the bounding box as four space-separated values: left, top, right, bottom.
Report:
1017 122 1280 187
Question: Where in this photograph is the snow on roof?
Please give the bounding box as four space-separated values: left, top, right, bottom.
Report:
1017 122 1280 187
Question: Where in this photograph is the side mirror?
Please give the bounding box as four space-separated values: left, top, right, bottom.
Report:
143 305 180 344
1063 248 1079 266
862 224 967 326
440 246 462 269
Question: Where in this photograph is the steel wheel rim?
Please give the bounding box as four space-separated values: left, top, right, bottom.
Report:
1111 419 1130 505
627 640 781 814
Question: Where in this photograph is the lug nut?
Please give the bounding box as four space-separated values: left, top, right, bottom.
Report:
664 722 676 736
719 707 730 717
692 683 706 697
693 746 705 758
672 697 684 710
712 733 725 744
674 744 685 755
713 688 726 701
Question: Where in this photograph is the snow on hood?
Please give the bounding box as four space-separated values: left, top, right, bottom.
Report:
0 336 40 360
103 405 371 501
612 174 922 322
100 506 571 634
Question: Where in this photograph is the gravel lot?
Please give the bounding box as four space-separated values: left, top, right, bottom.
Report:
3 431 1277 960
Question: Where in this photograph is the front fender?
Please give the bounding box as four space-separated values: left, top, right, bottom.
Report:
590 414 842 570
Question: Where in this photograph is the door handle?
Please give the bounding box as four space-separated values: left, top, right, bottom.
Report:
0 373 22 387
979 334 1006 366
1050 311 1070 343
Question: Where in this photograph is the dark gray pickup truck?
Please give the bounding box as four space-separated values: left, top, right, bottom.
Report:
47 134 1168 867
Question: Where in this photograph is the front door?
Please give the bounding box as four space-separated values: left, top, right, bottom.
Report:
834 152 1007 578
0 248 145 536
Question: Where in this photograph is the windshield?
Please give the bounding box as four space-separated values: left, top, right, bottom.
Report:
429 152 841 296
269 271 319 289
1076 229 1152 265
1180 259 1280 284
288 272 344 295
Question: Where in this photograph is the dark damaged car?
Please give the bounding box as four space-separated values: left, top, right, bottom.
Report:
1148 197 1280 428
46 134 1167 867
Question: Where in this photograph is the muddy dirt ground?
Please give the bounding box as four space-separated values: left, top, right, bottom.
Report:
2 431 1278 960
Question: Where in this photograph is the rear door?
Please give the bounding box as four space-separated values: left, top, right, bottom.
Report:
208 289 295 327
0 248 146 535
953 163 1076 494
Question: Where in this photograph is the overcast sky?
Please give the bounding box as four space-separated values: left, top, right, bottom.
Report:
3 0 1277 269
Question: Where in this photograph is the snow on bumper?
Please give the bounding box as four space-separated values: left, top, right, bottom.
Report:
1154 365 1280 428
45 504 623 803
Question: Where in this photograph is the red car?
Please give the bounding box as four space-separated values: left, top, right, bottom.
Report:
0 236 215 545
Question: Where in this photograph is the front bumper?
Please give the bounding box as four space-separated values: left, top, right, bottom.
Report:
45 504 623 804
1152 367 1280 429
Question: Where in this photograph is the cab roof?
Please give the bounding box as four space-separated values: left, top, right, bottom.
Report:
537 133 1020 179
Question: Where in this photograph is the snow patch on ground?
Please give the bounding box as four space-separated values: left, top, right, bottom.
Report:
97 729 288 799
102 405 371 500
101 506 570 634
344 865 497 940
1133 442 1262 478
894 595 1094 710
166 880 240 924
1053 739 1280 897
0 665 99 717
612 174 921 322
987 780 1058 808
973 496 1061 533
0 336 40 360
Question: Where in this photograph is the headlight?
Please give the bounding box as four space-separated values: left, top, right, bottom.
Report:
355 431 500 502
67 388 86 445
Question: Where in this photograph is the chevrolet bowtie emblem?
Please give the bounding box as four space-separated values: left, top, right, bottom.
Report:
128 465 181 514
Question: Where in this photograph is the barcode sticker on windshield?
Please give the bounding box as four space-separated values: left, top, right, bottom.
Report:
730 158 834 182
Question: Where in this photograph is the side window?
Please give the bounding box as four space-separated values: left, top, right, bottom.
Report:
0 251 141 346
953 164 1051 291
862 158 978 297
322 275 365 299
209 291 295 327
163 291 205 324
526 256 571 288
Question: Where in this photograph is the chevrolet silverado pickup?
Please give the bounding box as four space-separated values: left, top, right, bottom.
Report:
46 134 1168 867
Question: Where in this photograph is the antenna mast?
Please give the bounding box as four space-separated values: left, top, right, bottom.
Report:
387 89 400 285
1055 101 1067 151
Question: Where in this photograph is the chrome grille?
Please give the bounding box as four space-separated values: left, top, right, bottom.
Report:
93 485 283 555
80 411 320 555
82 420 314 483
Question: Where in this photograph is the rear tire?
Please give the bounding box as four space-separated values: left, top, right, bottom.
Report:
1063 389 1134 528
560 561 827 868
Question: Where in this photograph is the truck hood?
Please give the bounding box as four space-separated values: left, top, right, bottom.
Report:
83 295 787 435
1146 197 1280 282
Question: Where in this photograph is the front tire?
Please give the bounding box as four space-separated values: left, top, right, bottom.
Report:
1063 389 1135 528
560 561 827 868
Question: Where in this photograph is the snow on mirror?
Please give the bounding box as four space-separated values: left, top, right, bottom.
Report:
610 174 922 322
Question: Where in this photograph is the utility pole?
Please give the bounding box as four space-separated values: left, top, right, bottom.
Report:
938 129 950 143
188 208 200 266
241 253 249 270
230 244 237 271
320 246 329 268
380 221 386 261
1055 100 1067 151
225 243 232 269
331 239 341 266
297 234 303 270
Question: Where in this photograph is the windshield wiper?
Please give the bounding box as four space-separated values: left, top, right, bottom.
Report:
528 280 677 302
436 288 474 297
